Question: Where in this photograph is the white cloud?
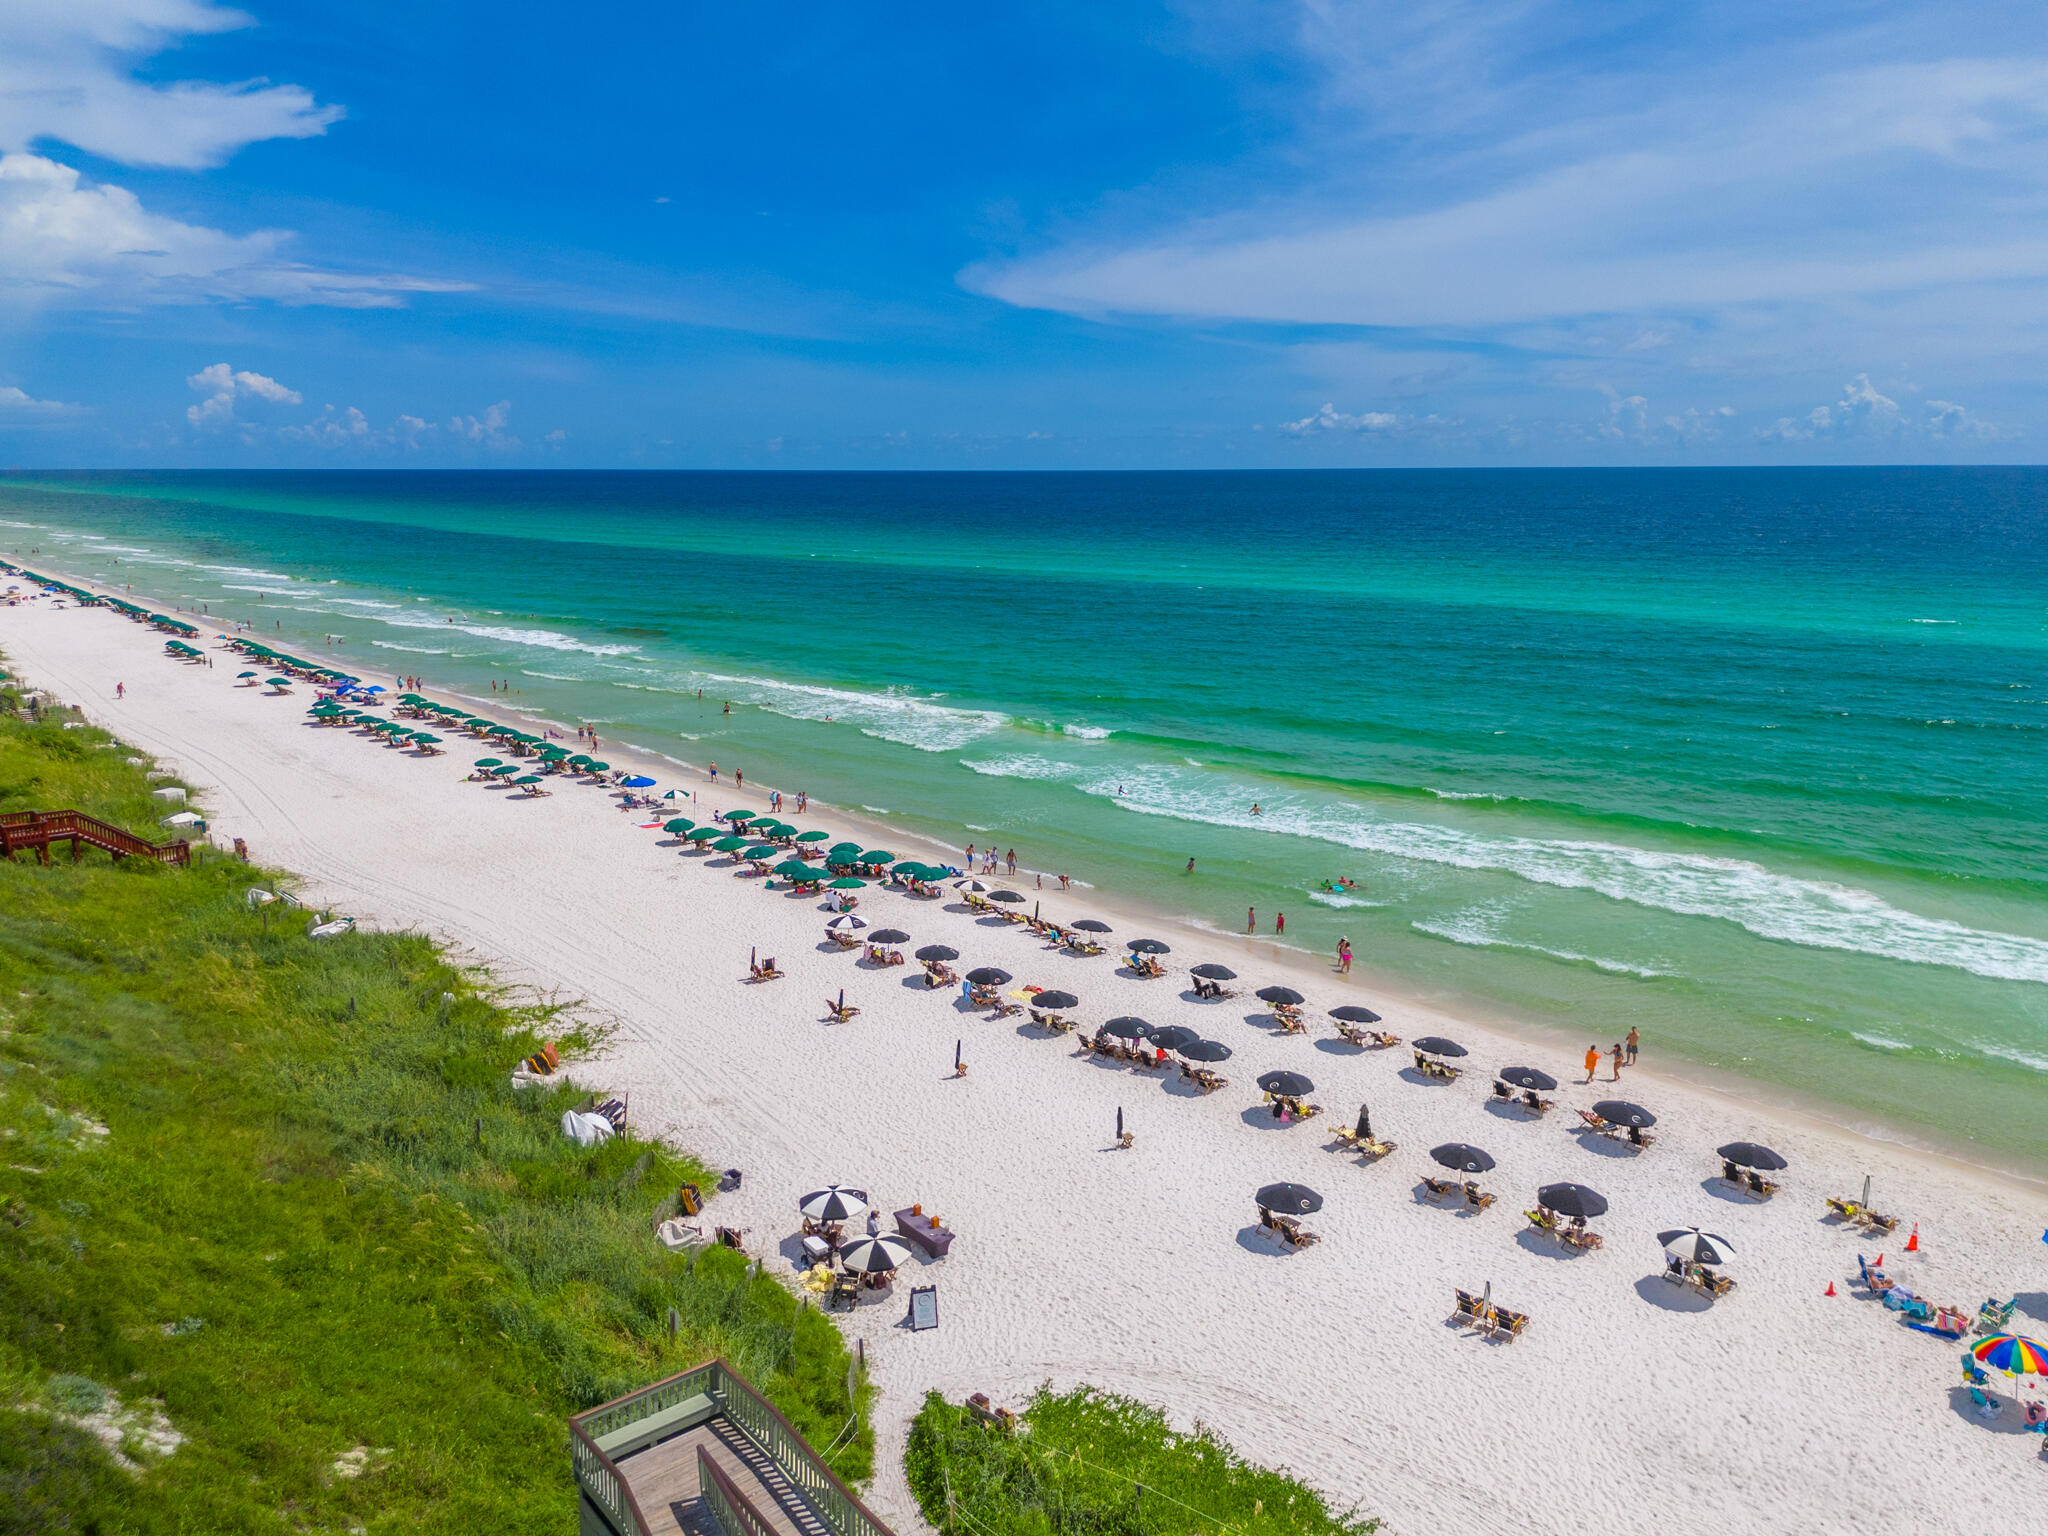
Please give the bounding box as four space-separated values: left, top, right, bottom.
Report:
185 360 300 426
1279 402 1401 435
0 383 82 414
1756 373 2010 442
0 1 340 170
449 400 519 450
0 152 473 310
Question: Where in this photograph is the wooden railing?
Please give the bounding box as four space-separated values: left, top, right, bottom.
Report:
0 809 191 867
568 1359 890 1536
697 1444 782 1536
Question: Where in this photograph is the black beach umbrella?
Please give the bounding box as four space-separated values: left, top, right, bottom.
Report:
1330 1004 1383 1023
1256 986 1305 1006
1717 1141 1787 1171
987 890 1026 904
1149 1025 1200 1053
954 1039 962 1070
966 966 1011 987
1430 1143 1496 1174
1126 938 1171 954
1190 963 1237 980
1032 990 1079 1011
1659 1227 1736 1266
1414 1036 1468 1057
1499 1066 1558 1092
798 1185 870 1223
1103 1016 1153 1040
915 944 960 963
1256 1069 1315 1098
1071 918 1113 934
1537 1183 1609 1220
1354 1103 1374 1141
1592 1100 1657 1128
1179 1039 1232 1062
1255 1182 1323 1216
867 928 911 945
836 1234 912 1274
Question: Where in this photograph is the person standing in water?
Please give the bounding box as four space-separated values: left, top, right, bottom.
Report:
1625 1026 1640 1065
1246 907 1256 933
1275 912 1285 936
1337 937 1352 973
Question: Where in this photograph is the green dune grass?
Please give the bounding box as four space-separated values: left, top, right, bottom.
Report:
0 694 869 1535
906 1387 1379 1536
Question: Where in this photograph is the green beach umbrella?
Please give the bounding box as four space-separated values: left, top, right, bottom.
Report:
744 843 779 859
860 850 893 864
685 826 716 842
474 758 503 768
567 754 592 766
828 877 868 890
585 761 610 773
411 734 441 745
266 677 291 686
773 860 811 878
795 829 829 842
514 775 543 785
712 836 747 852
663 818 694 833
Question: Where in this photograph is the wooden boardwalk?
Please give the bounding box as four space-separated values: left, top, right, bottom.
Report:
615 1418 835 1536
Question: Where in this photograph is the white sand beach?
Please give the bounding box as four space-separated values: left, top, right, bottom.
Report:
5 590 2045 1535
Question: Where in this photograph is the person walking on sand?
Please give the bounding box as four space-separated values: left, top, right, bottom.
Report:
114 682 124 699
1625 1026 1640 1066
1584 1044 1600 1083
1610 1043 1624 1081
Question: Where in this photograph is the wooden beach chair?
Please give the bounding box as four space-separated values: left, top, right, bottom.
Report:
1421 1176 1461 1202
1462 1183 1495 1212
825 997 861 1023
1452 1289 1487 1326
1484 1306 1530 1342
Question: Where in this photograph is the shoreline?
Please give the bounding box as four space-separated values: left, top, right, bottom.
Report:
24 553 2048 1196
7 577 2048 1535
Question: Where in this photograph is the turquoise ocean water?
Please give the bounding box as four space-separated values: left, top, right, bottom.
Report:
5 470 2045 1170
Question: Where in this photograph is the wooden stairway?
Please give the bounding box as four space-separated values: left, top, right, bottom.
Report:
0 810 192 867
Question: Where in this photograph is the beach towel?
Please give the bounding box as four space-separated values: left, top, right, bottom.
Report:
560 1110 613 1146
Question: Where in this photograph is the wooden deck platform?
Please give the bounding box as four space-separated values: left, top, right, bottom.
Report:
615 1417 835 1536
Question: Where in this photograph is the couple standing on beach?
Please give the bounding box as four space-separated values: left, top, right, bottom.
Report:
1585 1028 1642 1081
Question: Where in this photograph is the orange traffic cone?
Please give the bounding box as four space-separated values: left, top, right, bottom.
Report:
1905 1223 1920 1253
1825 1281 1837 1296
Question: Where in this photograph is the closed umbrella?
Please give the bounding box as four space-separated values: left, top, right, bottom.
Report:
868 928 910 945
1257 1069 1315 1097
1102 1016 1152 1040
1593 1100 1657 1128
1659 1227 1735 1266
1431 1144 1496 1174
1126 938 1171 954
1500 1067 1558 1091
1330 1004 1383 1023
1190 963 1237 980
1032 990 1079 1010
1179 1039 1232 1062
1149 1025 1200 1053
799 1185 870 1223
837 1233 912 1274
1353 1103 1375 1141
1256 986 1305 1006
915 944 959 962
1717 1141 1787 1171
1255 1182 1323 1216
1414 1037 1468 1057
966 967 1011 987
1537 1183 1608 1220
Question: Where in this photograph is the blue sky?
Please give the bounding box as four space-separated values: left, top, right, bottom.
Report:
4 1 2048 467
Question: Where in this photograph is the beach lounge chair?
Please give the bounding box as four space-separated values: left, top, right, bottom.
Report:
1977 1298 2019 1335
715 1226 746 1253
828 930 861 950
1490 1080 1513 1104
1969 1386 2002 1418
825 997 861 1023
1129 955 1167 979
1453 1289 1487 1326
1962 1352 1990 1386
966 1394 1020 1435
923 961 959 987
1520 1090 1553 1115
1825 1196 1864 1223
1860 1209 1899 1234
1525 1207 1559 1235
1857 1254 1895 1294
1360 1135 1397 1159
1421 1176 1461 1202
1559 1224 1603 1251
747 958 784 982
830 1273 860 1311
1362 1030 1399 1048
1462 1182 1495 1212
1577 1108 1614 1135
1179 1063 1227 1093
1485 1306 1530 1341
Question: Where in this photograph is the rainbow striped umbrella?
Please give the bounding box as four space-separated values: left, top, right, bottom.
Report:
1972 1335 2048 1377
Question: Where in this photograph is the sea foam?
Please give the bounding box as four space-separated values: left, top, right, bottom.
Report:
697 670 1007 752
